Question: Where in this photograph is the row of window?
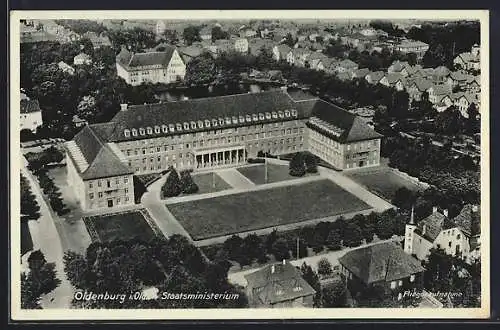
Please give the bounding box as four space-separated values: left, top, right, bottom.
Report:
89 189 129 199
123 111 299 138
389 275 415 289
88 177 129 189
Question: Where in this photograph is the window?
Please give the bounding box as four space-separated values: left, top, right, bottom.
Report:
449 241 452 247
398 280 403 287
457 234 461 240
176 123 182 131
98 192 103 198
115 178 120 185
183 122 190 130
89 182 93 189
162 125 168 133
169 124 175 132
291 109 298 117
390 281 396 289
132 129 138 136
125 188 129 194
410 274 415 282
139 128 145 136
259 113 265 120
272 112 277 119
124 129 130 137
154 126 160 134
89 193 94 199
97 180 102 187
125 196 129 202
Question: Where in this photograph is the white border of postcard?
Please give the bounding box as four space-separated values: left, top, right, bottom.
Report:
10 9 490 320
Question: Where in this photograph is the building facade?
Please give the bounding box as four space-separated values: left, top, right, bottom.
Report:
66 89 382 210
116 46 186 86
20 98 43 133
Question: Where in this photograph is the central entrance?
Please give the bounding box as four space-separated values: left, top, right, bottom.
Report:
194 146 247 170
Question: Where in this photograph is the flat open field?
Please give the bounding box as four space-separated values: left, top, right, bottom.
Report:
193 172 232 194
346 167 425 202
83 209 162 243
168 179 370 240
237 163 318 185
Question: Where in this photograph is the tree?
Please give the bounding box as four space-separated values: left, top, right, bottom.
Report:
300 262 321 307
283 33 297 47
289 152 306 177
376 213 395 240
343 222 363 247
161 168 182 198
304 152 319 173
271 238 290 261
317 258 333 277
185 52 217 86
180 170 199 194
321 275 348 307
183 25 201 46
326 228 342 251
21 250 60 309
21 174 40 221
76 95 97 120
242 234 267 265
63 251 88 289
211 26 229 42
392 187 416 210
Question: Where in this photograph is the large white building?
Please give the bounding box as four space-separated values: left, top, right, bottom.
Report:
116 45 186 86
404 205 481 264
65 89 382 211
20 96 43 133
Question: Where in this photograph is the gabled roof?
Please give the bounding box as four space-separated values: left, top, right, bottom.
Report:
414 211 453 242
409 78 433 92
449 71 470 82
244 261 316 305
428 84 452 96
338 59 358 69
116 46 178 68
352 68 371 78
65 124 133 180
433 66 451 77
366 71 384 83
382 73 405 85
20 99 41 114
453 204 480 237
338 242 425 285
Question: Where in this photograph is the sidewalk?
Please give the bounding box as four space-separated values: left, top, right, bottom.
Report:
21 163 74 309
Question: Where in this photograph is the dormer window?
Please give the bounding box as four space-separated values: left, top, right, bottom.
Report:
139 128 145 136
231 116 237 124
285 110 291 117
212 119 218 127
239 116 245 123
154 126 160 134
225 117 232 125
278 111 284 118
176 123 182 131
205 120 211 128
292 286 302 292
272 112 278 119
162 125 168 133
183 122 189 130
246 115 252 122
169 124 175 132
258 113 265 120
190 121 196 129
132 129 138 136
124 129 130 137
218 118 224 126
265 112 272 119
291 109 298 117
146 127 152 134
197 120 203 128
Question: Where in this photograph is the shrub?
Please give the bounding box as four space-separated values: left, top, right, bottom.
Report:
304 152 319 173
180 170 199 194
289 152 306 177
161 167 181 198
317 258 333 276
326 228 342 251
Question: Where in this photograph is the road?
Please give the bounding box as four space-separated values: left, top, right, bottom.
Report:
20 157 74 309
228 236 403 287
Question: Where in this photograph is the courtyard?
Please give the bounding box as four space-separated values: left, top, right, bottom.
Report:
167 179 371 240
192 172 232 194
236 163 318 185
345 166 426 202
82 209 162 243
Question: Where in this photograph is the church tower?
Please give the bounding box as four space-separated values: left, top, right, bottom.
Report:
404 206 416 255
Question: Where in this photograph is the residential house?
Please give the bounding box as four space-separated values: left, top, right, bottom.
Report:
351 68 371 80
445 71 471 89
434 94 454 112
244 260 316 308
465 76 481 94
20 97 43 133
234 38 249 53
200 26 212 41
365 71 385 85
58 61 75 75
336 71 352 81
239 26 258 38
335 59 358 74
306 52 328 70
321 58 341 75
426 84 452 104
116 45 186 86
248 38 274 57
82 32 112 49
392 39 429 59
453 44 480 71
379 73 406 91
430 66 451 84
272 44 292 62
404 205 480 264
288 48 312 67
339 242 425 293
406 78 433 102
388 61 411 76
453 92 480 118
213 39 234 55
178 45 205 64
74 53 93 66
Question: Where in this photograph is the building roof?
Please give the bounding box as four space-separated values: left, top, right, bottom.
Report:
409 78 433 92
388 61 409 73
428 84 452 96
20 99 41 114
383 73 405 85
453 204 480 237
352 68 371 78
65 124 133 180
433 66 451 77
366 71 384 83
338 242 425 285
178 45 204 59
338 59 358 69
116 46 178 68
449 71 470 82
74 53 91 60
415 211 453 242
275 44 292 58
244 261 316 305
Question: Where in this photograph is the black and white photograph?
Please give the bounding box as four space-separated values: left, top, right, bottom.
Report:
10 10 489 320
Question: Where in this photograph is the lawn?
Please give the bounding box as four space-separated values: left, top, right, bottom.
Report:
192 172 232 194
168 179 371 240
346 167 425 202
21 221 33 256
237 163 318 185
83 209 162 243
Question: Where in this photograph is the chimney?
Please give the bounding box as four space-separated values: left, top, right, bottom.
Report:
282 259 286 265
422 224 427 236
443 209 449 217
432 206 438 213
271 265 275 274
120 103 128 111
